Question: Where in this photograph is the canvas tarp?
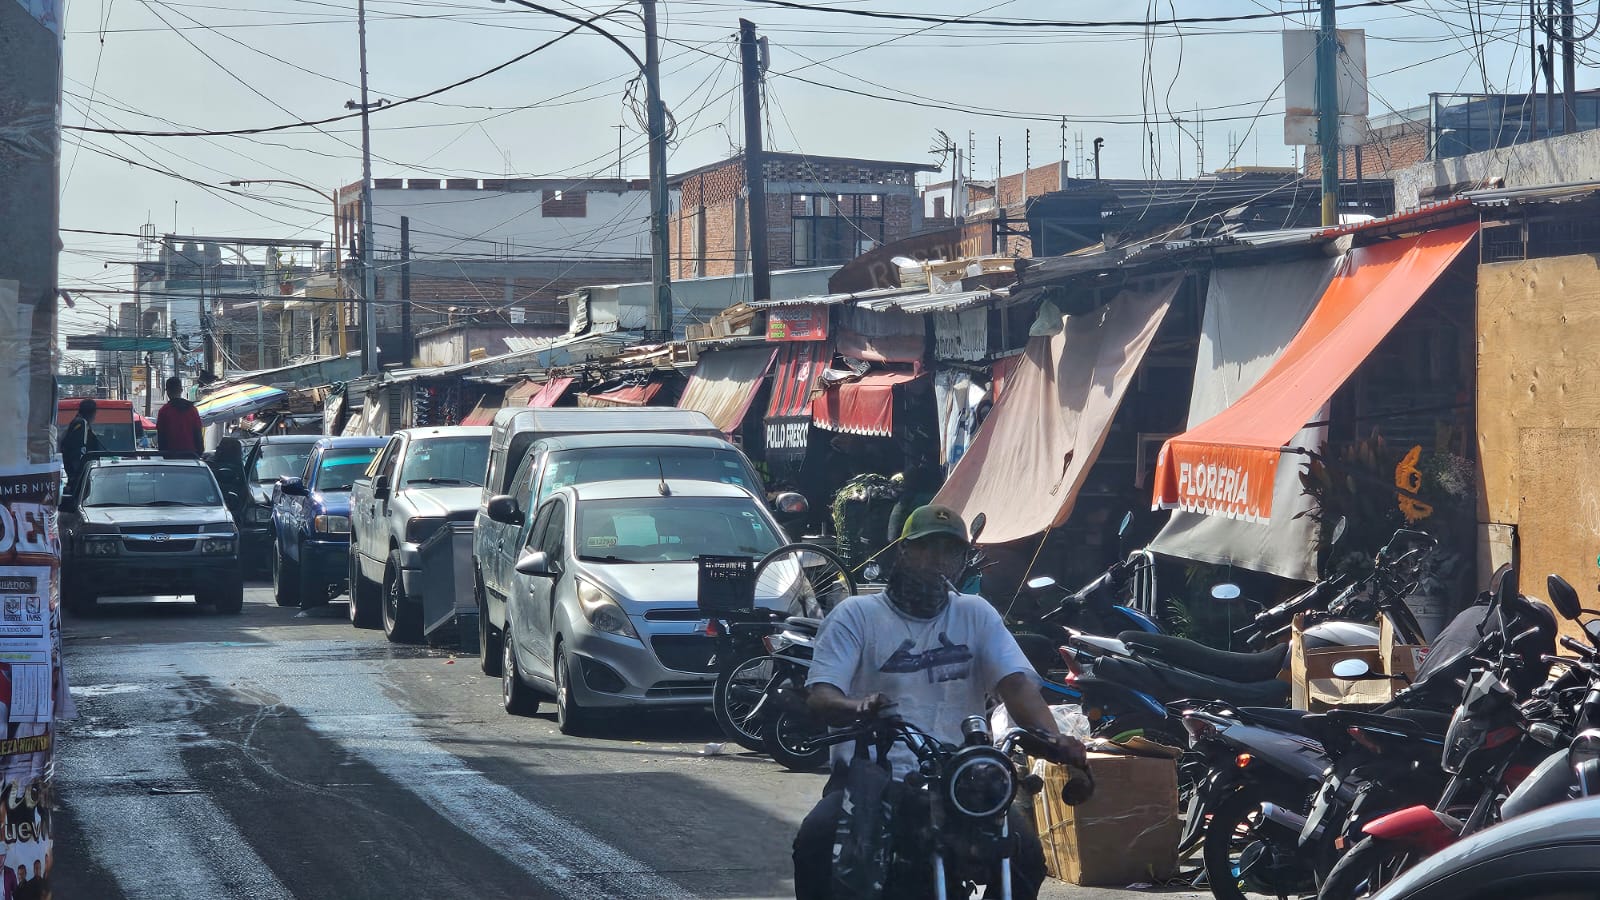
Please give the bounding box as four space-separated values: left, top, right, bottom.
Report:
527 376 574 408
677 346 777 434
933 278 1180 545
1154 222 1478 522
1147 257 1340 581
577 380 663 408
812 372 919 437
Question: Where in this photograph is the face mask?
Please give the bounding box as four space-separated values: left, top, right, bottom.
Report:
887 559 952 619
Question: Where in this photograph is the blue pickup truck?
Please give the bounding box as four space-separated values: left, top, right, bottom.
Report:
270 437 386 608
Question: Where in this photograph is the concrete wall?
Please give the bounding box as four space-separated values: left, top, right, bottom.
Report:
1392 129 1600 210
1477 253 1600 638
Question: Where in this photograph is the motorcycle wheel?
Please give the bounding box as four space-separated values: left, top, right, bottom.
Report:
713 654 777 753
1201 786 1310 900
1317 836 1412 900
764 709 828 771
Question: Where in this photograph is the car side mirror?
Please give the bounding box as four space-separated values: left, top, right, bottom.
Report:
373 474 391 501
487 494 523 526
225 491 241 509
515 551 554 578
279 476 308 497
1549 574 1582 621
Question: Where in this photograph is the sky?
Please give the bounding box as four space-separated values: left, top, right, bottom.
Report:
56 0 1571 361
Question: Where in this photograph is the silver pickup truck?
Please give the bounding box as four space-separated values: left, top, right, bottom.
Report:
348 426 491 641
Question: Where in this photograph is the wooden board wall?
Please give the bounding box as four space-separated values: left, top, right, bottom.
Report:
1478 254 1600 636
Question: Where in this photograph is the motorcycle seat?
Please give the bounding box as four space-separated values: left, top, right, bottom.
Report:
1324 707 1452 740
1117 631 1288 683
785 616 823 633
1094 655 1292 708
1236 706 1317 736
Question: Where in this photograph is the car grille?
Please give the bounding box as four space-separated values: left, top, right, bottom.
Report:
642 607 703 622
650 635 719 673
646 681 713 699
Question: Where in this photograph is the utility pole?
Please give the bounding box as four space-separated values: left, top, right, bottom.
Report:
954 147 966 228
1562 0 1577 133
1022 128 1030 203
354 0 379 374
1317 0 1340 226
1545 0 1557 130
256 250 267 370
739 19 771 304
613 124 626 178
643 0 673 338
1059 117 1067 189
400 216 413 367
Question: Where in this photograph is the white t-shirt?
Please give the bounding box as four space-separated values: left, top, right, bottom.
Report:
807 591 1035 778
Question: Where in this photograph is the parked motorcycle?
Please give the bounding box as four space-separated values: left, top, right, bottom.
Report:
813 713 1092 900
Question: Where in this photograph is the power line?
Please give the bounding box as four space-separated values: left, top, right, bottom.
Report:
733 0 1421 28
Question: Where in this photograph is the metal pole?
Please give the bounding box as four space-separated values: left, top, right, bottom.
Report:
400 216 413 366
1546 0 1557 130
1317 0 1341 227
357 0 379 374
643 0 673 338
1562 0 1577 134
739 19 771 303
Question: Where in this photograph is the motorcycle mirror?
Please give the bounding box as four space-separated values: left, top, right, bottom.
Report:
1026 575 1058 592
1587 620 1600 646
1210 583 1242 602
1496 564 1520 605
1331 658 1372 679
969 512 987 544
1331 516 1348 547
1118 511 1133 538
1548 574 1583 621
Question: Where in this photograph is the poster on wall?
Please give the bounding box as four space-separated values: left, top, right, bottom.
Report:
0 463 64 895
767 307 829 342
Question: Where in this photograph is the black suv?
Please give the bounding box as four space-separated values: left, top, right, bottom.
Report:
61 456 244 613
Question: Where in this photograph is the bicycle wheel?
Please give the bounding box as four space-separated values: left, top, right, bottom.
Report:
752 543 856 616
713 653 779 752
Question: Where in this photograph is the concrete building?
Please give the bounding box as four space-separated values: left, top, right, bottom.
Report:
670 152 939 281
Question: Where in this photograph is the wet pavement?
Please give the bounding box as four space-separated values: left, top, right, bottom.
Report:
55 584 1208 899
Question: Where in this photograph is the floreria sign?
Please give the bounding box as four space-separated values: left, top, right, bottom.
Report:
1154 442 1279 522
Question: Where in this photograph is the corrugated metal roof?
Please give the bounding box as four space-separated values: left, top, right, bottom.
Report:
855 288 1005 315
1463 180 1600 207
747 285 920 309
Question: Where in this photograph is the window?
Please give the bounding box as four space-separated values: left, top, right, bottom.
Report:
933 196 946 219
541 189 587 218
574 496 779 563
82 465 223 508
791 193 885 267
399 436 490 487
538 499 566 563
537 447 762 505
250 442 317 484
312 447 382 493
369 437 401 481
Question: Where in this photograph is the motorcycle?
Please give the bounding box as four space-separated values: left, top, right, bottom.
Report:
814 713 1092 900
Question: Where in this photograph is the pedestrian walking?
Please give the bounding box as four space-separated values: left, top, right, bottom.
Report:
57 399 102 495
156 376 203 459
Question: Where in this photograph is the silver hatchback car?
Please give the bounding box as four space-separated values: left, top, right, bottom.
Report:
498 478 794 734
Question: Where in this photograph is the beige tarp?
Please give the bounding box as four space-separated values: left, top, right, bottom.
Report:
933 278 1179 545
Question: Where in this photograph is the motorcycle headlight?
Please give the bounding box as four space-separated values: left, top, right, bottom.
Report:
1572 729 1600 767
576 579 638 640
947 747 1016 819
314 515 351 535
248 505 273 524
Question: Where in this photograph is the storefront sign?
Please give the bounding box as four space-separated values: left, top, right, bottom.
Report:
765 417 811 453
933 309 988 361
767 307 828 342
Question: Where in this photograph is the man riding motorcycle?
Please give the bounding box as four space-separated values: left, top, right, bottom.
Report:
792 505 1087 899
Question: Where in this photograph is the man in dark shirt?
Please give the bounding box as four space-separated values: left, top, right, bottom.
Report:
58 399 102 494
156 376 204 459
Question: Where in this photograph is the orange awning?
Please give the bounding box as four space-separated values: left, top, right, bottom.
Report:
1153 222 1478 522
812 372 919 437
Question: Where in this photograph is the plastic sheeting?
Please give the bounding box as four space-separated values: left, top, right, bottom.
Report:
577 381 663 408
934 278 1179 545
1154 222 1478 521
934 369 986 470
676 346 777 434
1147 257 1339 582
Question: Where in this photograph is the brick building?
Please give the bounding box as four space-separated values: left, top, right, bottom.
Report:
1303 105 1432 180
669 152 938 280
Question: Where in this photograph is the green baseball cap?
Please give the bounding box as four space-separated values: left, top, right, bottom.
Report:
900 504 970 544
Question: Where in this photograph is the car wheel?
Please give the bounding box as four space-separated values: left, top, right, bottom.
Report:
272 543 301 607
554 641 598 736
205 575 245 615
477 571 502 677
348 547 380 629
381 550 421 643
501 617 539 715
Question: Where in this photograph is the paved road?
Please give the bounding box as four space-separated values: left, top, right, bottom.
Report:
55 584 1210 900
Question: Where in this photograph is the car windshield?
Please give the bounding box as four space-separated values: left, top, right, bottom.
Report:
88 422 136 452
251 442 316 484
575 496 780 564
401 436 490 487
312 447 381 492
82 465 223 508
538 447 760 505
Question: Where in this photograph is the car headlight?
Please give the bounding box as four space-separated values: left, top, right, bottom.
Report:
405 516 445 544
946 747 1016 819
576 579 638 640
81 535 120 556
248 505 273 524
313 515 351 535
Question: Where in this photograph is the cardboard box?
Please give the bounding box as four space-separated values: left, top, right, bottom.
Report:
1032 752 1179 886
1290 614 1430 710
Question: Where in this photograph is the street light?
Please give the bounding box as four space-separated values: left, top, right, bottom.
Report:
225 178 346 357
489 0 673 337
